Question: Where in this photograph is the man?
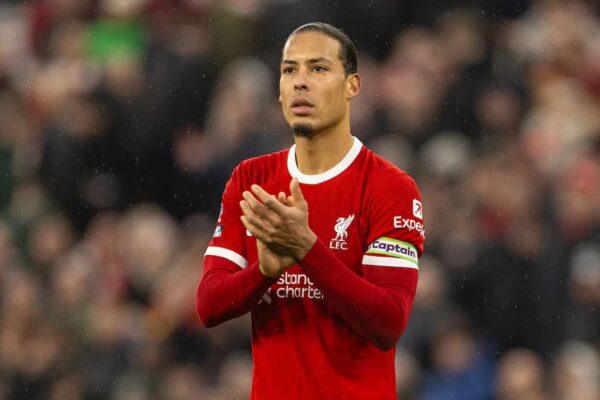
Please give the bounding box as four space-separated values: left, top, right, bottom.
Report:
196 22 424 399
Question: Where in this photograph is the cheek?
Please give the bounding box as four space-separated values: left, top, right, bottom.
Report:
280 102 291 122
279 78 291 101
279 85 289 113
324 84 346 114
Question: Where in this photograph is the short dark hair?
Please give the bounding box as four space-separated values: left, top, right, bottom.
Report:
287 22 357 75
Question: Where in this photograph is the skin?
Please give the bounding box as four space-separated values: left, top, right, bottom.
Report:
240 30 361 278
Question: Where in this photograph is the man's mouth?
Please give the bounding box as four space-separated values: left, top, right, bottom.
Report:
291 98 314 115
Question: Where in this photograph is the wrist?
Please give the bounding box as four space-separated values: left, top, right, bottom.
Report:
258 263 281 279
294 230 318 261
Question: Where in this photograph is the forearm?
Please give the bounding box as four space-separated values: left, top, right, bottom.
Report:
299 240 417 350
196 261 275 327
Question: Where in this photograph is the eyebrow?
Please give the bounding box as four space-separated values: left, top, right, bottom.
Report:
281 57 334 65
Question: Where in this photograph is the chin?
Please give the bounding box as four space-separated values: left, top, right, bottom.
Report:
291 122 314 137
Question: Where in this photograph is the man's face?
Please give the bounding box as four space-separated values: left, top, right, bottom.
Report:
279 31 358 136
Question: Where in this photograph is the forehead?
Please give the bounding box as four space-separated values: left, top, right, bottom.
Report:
282 31 342 64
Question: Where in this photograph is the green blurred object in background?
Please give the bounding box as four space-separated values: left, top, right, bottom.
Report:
86 19 145 61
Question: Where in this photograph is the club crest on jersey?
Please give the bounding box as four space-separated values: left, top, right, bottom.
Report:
329 214 355 250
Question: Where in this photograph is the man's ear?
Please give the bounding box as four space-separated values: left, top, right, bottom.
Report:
346 73 361 99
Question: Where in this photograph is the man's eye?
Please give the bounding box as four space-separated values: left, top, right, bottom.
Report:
282 67 294 74
313 66 326 72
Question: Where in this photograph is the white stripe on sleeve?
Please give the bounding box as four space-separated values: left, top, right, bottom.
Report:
204 246 248 269
362 255 419 270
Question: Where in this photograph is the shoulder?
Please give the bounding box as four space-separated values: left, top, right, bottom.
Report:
360 147 425 252
362 147 418 194
231 148 290 183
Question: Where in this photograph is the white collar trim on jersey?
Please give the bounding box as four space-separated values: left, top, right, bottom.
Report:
287 136 363 184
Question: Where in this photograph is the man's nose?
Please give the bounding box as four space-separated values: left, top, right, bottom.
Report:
294 69 309 91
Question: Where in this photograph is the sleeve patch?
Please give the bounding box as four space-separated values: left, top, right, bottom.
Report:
366 237 418 266
392 216 425 238
413 199 423 219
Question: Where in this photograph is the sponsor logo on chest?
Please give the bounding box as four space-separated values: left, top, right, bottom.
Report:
258 271 324 304
329 214 355 250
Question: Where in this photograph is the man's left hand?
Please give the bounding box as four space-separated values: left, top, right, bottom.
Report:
240 178 317 261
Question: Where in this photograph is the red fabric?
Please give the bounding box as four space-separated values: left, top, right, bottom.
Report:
300 239 418 350
196 259 274 327
196 140 424 399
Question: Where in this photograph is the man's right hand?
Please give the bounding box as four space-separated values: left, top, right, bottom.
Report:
257 239 296 278
254 190 296 278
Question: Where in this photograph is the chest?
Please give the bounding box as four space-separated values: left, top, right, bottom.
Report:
244 180 367 273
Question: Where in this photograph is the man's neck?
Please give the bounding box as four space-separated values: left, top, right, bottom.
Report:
294 126 354 175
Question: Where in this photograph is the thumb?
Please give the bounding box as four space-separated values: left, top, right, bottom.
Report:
290 177 306 206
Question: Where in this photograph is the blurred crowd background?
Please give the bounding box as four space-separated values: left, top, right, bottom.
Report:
0 0 599 399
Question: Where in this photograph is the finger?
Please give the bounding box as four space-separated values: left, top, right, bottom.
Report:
242 191 278 223
277 192 287 205
251 184 286 214
240 215 269 242
241 216 284 253
286 195 295 207
240 200 273 232
290 178 306 206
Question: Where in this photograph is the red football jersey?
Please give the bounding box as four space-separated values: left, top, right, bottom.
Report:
198 137 424 399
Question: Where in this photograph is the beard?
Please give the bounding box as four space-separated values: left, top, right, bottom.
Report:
292 123 314 137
